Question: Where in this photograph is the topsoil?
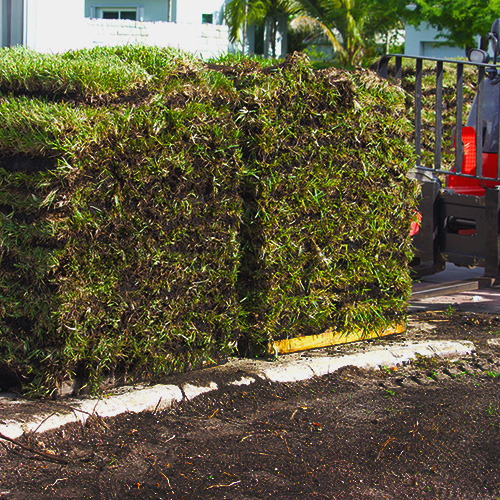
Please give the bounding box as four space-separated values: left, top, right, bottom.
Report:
1 308 500 499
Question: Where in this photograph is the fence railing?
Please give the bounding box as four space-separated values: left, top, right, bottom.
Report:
377 54 500 182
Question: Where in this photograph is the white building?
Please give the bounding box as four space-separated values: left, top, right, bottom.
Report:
404 23 479 59
85 0 226 24
0 0 286 59
0 0 231 58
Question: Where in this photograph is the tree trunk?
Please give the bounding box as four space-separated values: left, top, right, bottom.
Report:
243 1 248 54
271 16 277 58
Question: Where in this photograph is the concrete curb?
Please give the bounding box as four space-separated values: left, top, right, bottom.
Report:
0 339 474 441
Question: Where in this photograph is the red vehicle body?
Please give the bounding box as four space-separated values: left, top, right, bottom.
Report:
447 128 499 196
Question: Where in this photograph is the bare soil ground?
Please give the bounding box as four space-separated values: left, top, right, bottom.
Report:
1 309 500 499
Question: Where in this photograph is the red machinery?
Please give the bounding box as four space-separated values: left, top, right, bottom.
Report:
379 20 500 279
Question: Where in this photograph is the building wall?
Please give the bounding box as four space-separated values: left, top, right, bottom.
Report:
2 0 26 47
405 23 469 59
1 0 243 59
2 0 229 58
84 0 228 24
175 0 226 25
81 18 230 59
24 0 85 52
85 0 170 22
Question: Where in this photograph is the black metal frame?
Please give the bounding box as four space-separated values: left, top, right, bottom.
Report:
378 54 500 278
378 54 500 179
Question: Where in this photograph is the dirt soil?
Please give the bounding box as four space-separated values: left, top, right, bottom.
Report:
1 309 500 499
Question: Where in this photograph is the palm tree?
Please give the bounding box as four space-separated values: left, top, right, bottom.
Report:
225 0 299 58
225 0 251 51
226 0 405 66
291 0 367 67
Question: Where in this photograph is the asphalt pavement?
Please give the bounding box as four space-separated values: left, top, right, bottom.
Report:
410 264 500 313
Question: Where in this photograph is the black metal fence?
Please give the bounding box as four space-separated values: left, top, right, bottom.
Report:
378 54 500 181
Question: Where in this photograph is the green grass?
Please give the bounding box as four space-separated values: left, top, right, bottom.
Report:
0 46 152 102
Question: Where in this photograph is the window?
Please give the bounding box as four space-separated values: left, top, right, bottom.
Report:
96 8 137 21
202 13 213 24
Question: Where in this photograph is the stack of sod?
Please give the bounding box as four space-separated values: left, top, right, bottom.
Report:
220 54 417 351
0 47 417 396
0 47 243 395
